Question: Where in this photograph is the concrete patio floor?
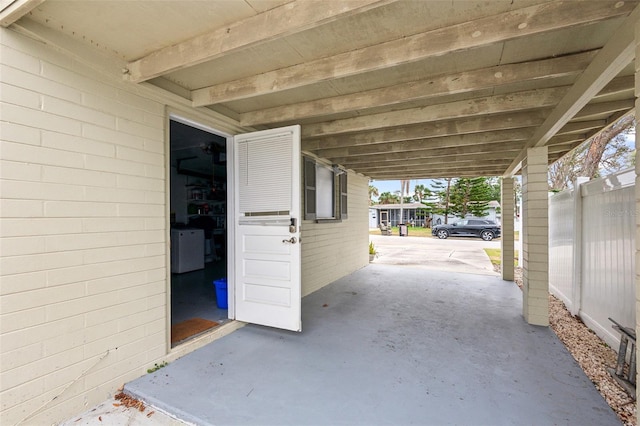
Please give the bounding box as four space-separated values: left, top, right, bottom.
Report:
124 263 620 425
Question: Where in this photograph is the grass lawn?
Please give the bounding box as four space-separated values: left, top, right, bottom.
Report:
369 226 433 237
484 248 501 266
483 248 519 266
370 227 519 240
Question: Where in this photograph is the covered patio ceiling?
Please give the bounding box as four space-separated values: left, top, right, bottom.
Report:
3 0 638 179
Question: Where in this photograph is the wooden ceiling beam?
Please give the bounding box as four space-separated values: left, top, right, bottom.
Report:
302 111 547 151
126 0 395 83
310 129 533 158
344 149 518 167
572 101 634 120
556 120 606 135
548 143 583 155
0 0 44 27
594 74 635 98
302 87 567 138
240 51 595 127
369 167 509 179
336 149 518 167
346 157 512 170
331 141 524 165
546 134 586 146
360 162 512 173
192 1 633 106
504 3 639 176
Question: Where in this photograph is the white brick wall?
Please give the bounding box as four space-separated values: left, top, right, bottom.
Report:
521 146 550 326
0 28 168 425
0 25 374 425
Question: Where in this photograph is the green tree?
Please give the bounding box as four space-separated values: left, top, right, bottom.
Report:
368 184 379 205
413 184 431 203
427 178 454 224
549 114 635 191
395 192 413 203
378 191 398 204
449 177 492 218
485 177 501 201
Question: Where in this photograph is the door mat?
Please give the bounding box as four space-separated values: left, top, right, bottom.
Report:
171 318 219 344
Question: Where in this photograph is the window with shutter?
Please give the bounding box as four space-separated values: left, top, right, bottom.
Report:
303 157 347 222
340 173 348 219
304 157 316 220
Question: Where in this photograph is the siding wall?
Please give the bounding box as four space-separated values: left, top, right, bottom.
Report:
0 27 370 424
301 173 370 296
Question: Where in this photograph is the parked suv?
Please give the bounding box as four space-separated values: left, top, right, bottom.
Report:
431 218 501 241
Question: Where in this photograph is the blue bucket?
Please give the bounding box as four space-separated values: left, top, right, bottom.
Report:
213 278 228 309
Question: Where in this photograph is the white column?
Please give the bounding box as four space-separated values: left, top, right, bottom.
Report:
522 146 549 326
634 15 640 404
501 177 515 281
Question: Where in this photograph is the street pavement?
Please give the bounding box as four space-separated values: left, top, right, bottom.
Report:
369 231 501 275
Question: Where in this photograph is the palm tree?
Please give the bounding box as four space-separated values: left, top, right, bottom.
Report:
368 184 379 205
413 184 430 203
399 179 410 224
378 191 397 204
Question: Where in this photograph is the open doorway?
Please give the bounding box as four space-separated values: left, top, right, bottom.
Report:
169 119 228 346
380 210 389 227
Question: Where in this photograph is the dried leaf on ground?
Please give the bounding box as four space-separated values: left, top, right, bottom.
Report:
114 392 146 412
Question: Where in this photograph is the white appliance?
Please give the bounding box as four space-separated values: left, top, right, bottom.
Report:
171 228 205 273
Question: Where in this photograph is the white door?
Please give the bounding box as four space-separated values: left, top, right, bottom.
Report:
233 125 301 331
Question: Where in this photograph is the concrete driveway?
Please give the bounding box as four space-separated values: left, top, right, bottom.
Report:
370 233 500 275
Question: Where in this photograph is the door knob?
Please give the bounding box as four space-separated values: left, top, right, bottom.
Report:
282 237 297 244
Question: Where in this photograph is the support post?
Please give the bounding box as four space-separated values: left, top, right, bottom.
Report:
634 14 640 404
522 146 549 326
501 177 515 281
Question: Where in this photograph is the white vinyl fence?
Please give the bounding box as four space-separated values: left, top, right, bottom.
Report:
549 168 635 350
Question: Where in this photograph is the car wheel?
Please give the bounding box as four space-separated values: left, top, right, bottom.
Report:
481 230 494 241
436 229 449 239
